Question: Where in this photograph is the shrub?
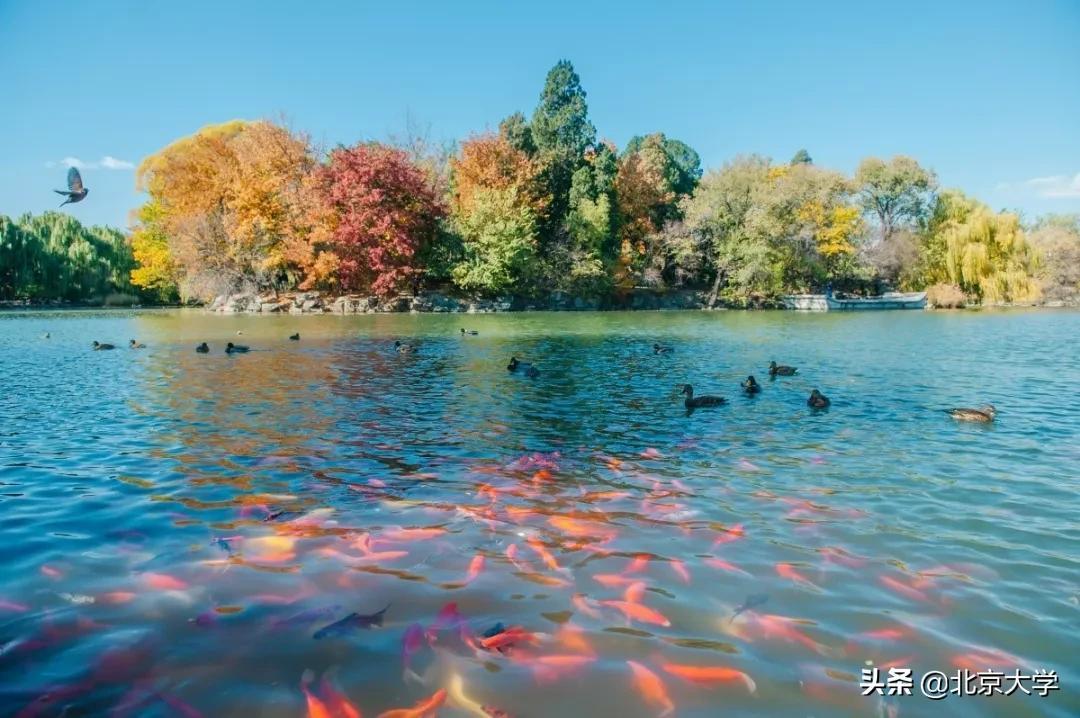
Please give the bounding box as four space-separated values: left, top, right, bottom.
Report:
926 283 966 309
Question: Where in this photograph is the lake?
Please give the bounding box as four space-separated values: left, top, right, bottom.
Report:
0 308 1076 717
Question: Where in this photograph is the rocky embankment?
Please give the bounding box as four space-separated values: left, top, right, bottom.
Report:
208 290 710 314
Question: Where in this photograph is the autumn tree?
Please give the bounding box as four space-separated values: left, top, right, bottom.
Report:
134 120 316 299
1028 215 1080 303
128 200 179 301
451 133 549 219
312 142 443 296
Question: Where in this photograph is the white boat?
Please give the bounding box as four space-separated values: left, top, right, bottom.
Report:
824 291 927 311
781 294 829 311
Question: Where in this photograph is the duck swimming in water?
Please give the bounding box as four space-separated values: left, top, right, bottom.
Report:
461 328 478 336
946 405 996 423
507 357 539 378
226 342 250 354
129 339 146 349
681 384 726 409
768 360 797 376
653 343 674 354
196 342 210 353
394 340 417 354
289 333 300 341
742 375 762 394
807 389 830 408
92 341 115 350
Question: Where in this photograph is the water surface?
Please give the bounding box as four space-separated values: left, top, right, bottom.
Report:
1 309 1076 717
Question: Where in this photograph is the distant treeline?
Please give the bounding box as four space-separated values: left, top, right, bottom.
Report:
5 61 1079 307
0 212 142 304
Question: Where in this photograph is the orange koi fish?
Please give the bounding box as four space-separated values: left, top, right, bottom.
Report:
704 557 751 577
301 672 335 718
319 674 363 718
817 546 867 569
572 593 602 619
40 565 63 579
641 448 663 459
600 600 670 627
626 661 674 717
548 516 615 540
749 613 830 655
662 663 756 693
142 573 189 591
776 563 820 590
624 554 651 574
98 591 136 605
479 625 539 652
505 544 533 572
556 622 594 656
593 573 637 588
951 647 1023 672
623 581 647 604
712 524 745 546
465 554 485 584
670 560 691 584
377 688 447 718
878 575 931 603
379 527 447 543
525 538 562 572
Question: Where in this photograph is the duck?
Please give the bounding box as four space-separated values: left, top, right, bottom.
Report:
225 342 250 354
92 341 115 350
236 331 244 336
946 405 996 423
42 332 50 339
461 328 479 336
807 389 830 409
742 375 762 394
681 384 726 409
289 333 300 341
653 343 674 354
507 357 540 378
196 342 210 353
768 360 797 376
394 340 417 354
129 339 146 349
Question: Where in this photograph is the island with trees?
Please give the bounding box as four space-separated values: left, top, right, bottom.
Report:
2 61 1077 311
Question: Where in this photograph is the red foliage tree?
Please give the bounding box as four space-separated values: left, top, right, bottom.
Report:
313 143 444 296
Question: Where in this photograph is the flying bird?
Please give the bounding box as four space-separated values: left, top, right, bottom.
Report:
55 167 89 206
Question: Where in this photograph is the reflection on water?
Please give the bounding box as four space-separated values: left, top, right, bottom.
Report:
0 308 1077 717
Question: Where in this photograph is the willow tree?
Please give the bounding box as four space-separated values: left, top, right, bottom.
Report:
921 191 1039 303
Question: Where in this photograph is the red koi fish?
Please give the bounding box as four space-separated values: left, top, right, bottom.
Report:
662 663 756 693
627 661 674 717
377 688 446 718
480 625 540 652
425 602 465 643
379 527 446 543
624 554 651 574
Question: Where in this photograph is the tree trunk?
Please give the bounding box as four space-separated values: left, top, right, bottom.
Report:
707 267 725 308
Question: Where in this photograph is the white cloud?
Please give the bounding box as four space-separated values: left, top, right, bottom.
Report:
101 155 134 170
1024 173 1080 198
45 156 135 171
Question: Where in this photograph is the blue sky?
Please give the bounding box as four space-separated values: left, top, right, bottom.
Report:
1 0 1078 229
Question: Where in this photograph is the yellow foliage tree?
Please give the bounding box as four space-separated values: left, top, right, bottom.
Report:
134 119 318 299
